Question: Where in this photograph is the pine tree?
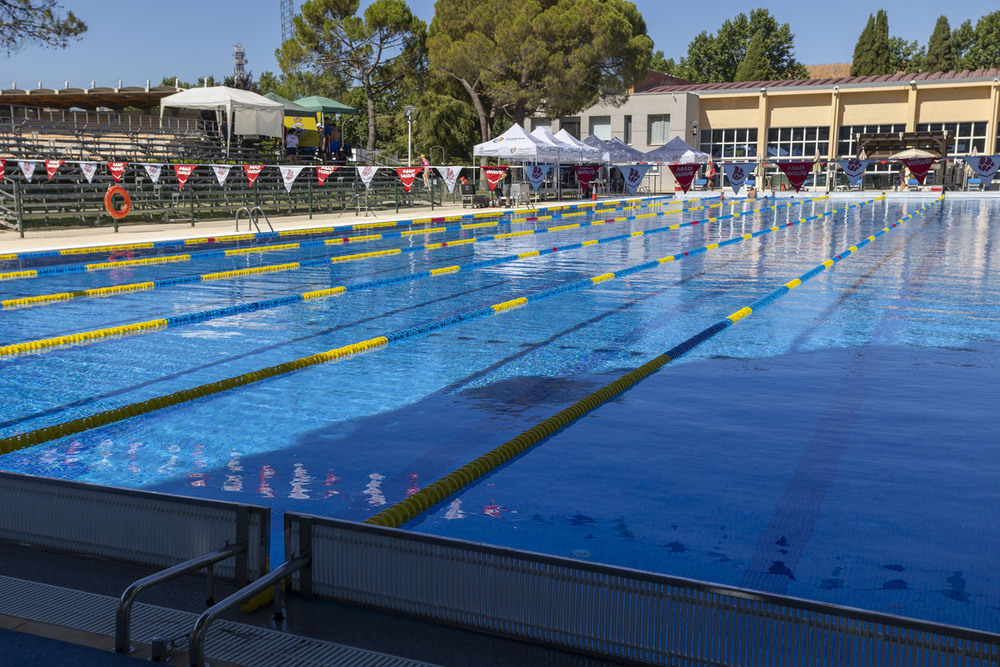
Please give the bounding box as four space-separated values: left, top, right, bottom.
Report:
873 10 891 75
850 14 875 76
735 30 770 81
923 15 954 72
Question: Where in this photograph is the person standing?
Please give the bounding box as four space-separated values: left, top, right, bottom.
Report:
420 153 431 190
285 129 299 164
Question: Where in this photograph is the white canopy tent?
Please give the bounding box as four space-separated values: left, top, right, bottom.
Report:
582 135 613 162
531 127 585 161
159 86 285 153
555 129 601 161
472 123 559 160
644 136 710 163
606 137 646 162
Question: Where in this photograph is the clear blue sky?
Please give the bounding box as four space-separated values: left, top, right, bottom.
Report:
1 1 992 90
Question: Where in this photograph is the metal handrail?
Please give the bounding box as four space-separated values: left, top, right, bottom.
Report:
250 206 273 232
187 554 310 667
114 542 246 654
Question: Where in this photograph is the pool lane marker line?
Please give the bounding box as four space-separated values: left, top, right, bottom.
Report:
0 197 744 309
0 199 677 283
0 196 832 355
0 197 872 453
364 195 939 529
0 195 680 266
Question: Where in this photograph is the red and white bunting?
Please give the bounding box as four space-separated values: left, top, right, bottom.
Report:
79 162 98 184
316 165 340 186
667 162 701 193
573 165 601 190
837 159 870 186
143 164 162 184
173 164 196 190
482 166 508 192
525 164 552 192
358 165 379 189
19 160 37 183
45 159 64 181
0 159 4 181
617 164 651 195
107 161 127 182
901 157 936 185
722 162 754 194
396 166 422 193
280 165 306 193
964 154 1000 188
435 166 462 193
212 165 232 186
244 164 265 188
776 161 815 192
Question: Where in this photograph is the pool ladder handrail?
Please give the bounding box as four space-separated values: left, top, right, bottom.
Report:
235 206 274 233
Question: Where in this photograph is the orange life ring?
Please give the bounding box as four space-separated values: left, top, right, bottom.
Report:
104 185 131 219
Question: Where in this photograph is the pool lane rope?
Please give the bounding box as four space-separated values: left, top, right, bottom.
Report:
0 196 829 356
0 197 676 283
364 196 941 528
0 196 676 265
0 196 872 455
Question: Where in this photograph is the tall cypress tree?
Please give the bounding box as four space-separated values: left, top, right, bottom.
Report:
735 30 770 81
850 14 876 76
923 15 954 72
873 9 891 74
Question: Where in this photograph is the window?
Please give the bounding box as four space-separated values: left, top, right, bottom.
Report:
699 127 758 159
589 116 611 140
915 121 987 155
531 118 551 133
648 114 669 145
766 125 830 158
624 115 632 144
560 116 581 139
837 123 905 157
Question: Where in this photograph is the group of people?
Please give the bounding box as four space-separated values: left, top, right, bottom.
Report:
283 119 352 164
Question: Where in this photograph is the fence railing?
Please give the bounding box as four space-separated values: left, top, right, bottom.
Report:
284 513 1000 667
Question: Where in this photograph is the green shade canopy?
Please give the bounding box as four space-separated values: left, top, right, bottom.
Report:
294 95 358 115
264 92 315 114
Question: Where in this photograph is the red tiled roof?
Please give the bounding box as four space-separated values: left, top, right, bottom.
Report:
638 68 1000 93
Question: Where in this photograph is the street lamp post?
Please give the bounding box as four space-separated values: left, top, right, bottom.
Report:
403 105 416 166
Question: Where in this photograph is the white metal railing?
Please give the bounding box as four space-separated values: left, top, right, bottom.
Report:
284 513 1000 667
0 471 269 582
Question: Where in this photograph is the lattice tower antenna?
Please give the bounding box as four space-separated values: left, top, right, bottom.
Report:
281 0 295 43
233 43 247 84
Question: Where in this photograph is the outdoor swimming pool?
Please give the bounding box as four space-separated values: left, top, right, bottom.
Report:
1 195 997 633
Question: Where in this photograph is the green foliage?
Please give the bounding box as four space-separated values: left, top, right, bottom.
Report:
0 0 86 55
734 30 769 82
851 10 891 76
650 50 683 77
850 14 875 76
923 15 954 72
951 19 974 68
890 36 924 74
678 9 806 84
964 11 1000 69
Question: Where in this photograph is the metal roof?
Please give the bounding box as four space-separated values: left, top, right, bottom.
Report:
0 85 183 110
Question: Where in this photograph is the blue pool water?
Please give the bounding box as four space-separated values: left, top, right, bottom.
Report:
2 195 998 632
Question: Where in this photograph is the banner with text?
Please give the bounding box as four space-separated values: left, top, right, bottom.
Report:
573 164 601 190
78 162 97 183
963 155 1000 188
722 162 755 194
280 165 306 193
358 165 379 189
396 166 422 193
212 165 231 186
482 166 508 192
244 164 265 188
901 157 936 185
617 164 651 194
776 161 814 192
107 161 127 183
0 159 4 181
143 164 163 184
316 165 340 186
45 160 63 181
668 162 700 193
435 166 462 193
837 159 870 186
19 160 36 182
174 165 196 190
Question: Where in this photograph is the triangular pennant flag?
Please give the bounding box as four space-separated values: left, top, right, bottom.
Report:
435 166 462 193
316 165 340 186
964 155 1000 188
244 164 265 188
722 162 755 194
837 159 870 187
79 162 97 184
173 164 196 190
212 165 232 186
0 159 4 181
143 164 162 184
901 157 936 185
19 160 37 182
482 166 508 192
279 165 306 193
617 164 651 194
525 164 552 192
358 165 379 189
667 163 700 193
573 165 601 190
775 161 815 192
107 161 127 182
45 159 64 181
396 166 422 193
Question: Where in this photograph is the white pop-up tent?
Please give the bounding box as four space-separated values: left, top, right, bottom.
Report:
644 136 710 163
159 86 285 146
555 129 601 161
473 123 559 159
531 127 585 161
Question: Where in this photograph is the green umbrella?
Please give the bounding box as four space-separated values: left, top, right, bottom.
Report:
293 95 358 115
264 92 315 114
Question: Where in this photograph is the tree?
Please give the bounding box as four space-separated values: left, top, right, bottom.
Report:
964 11 1000 70
650 50 683 77
850 14 875 76
951 19 974 69
680 9 806 83
427 0 652 145
923 15 954 72
734 30 769 82
278 0 426 161
890 37 924 74
0 0 85 55
851 10 890 76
